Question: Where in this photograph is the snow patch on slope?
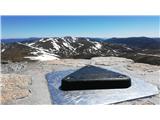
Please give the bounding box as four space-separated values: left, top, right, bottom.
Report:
18 42 59 61
24 54 59 61
95 42 102 49
92 42 102 50
1 49 5 52
62 42 75 50
51 40 60 51
28 42 35 46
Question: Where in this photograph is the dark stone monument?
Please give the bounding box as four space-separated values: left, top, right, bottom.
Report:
61 65 131 90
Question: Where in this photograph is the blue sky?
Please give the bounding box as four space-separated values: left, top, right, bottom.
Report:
1 16 159 38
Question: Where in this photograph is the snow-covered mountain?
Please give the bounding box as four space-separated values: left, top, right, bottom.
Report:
1 36 160 65
1 37 124 61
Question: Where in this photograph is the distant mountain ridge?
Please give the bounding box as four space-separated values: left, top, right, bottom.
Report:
1 36 160 65
106 37 160 49
1 38 40 43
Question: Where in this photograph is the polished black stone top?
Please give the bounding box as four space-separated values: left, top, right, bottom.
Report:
61 65 131 90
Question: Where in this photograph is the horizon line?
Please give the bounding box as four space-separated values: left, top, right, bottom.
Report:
1 36 160 39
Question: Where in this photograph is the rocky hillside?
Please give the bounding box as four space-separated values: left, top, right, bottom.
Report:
1 36 160 65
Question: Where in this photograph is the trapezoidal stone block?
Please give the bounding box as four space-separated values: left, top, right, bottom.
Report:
60 65 131 90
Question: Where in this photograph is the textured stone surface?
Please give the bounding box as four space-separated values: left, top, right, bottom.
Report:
91 57 134 67
46 59 90 67
0 74 32 104
46 67 159 105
